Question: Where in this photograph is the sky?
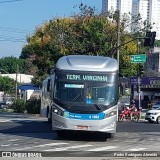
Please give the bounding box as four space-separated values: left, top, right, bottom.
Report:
0 0 101 58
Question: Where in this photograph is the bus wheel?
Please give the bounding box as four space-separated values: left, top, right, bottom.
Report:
100 133 114 140
57 130 65 137
47 107 52 123
106 133 114 139
48 117 52 123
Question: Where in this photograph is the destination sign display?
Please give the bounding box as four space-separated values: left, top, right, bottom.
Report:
66 74 108 82
56 72 116 82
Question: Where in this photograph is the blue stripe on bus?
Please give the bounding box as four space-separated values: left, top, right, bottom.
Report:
63 111 104 120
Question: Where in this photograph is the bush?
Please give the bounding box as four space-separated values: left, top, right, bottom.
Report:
12 99 26 113
26 98 41 114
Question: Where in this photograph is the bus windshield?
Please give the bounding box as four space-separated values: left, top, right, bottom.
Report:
87 84 117 105
54 82 117 106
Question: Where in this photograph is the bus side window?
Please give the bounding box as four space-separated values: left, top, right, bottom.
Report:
47 79 50 92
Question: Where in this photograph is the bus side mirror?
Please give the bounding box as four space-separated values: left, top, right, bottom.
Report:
47 67 55 74
47 79 51 92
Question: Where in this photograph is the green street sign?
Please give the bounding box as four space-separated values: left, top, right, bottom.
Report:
130 54 146 63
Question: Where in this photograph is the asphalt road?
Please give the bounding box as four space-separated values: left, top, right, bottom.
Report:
0 112 160 160
0 114 160 133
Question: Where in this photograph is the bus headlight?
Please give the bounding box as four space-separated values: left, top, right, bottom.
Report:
104 110 117 119
52 107 64 116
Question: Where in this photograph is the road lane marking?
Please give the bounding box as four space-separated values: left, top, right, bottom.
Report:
127 148 146 151
15 143 68 150
0 120 11 122
44 144 92 151
87 146 118 151
1 144 11 147
8 139 20 142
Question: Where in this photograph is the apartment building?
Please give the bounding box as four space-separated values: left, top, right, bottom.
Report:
132 0 160 40
102 0 160 39
102 0 132 15
102 0 132 32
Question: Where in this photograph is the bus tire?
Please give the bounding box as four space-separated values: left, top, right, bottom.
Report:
100 133 114 140
57 130 65 137
47 107 52 123
106 133 114 139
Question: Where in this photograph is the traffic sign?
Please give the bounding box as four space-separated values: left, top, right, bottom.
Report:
130 54 146 63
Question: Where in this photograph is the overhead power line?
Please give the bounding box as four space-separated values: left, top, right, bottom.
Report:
0 34 25 42
0 0 23 4
0 38 25 42
0 26 31 33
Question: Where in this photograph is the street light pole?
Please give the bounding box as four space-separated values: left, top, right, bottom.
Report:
15 64 19 100
137 39 141 110
117 10 120 72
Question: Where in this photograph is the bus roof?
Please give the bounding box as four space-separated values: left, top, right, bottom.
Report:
56 55 118 72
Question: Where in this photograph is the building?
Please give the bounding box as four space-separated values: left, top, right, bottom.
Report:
102 0 160 39
102 0 133 32
17 85 40 101
130 48 160 109
102 0 132 14
145 47 160 77
1 74 33 84
132 0 160 40
102 0 118 13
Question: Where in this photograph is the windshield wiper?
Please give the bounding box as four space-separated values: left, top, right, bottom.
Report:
72 93 82 102
94 103 102 110
72 87 83 102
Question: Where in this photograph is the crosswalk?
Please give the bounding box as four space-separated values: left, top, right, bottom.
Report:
1 141 149 152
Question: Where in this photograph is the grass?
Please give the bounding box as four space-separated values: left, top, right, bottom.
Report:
0 108 14 112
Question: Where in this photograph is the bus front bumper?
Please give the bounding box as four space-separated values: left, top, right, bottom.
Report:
52 113 116 133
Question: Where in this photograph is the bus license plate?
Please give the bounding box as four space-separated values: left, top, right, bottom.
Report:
76 126 88 130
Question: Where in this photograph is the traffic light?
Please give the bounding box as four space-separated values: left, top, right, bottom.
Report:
150 31 156 46
138 64 144 76
144 31 156 47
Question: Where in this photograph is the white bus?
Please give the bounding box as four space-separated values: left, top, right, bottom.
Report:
41 55 119 138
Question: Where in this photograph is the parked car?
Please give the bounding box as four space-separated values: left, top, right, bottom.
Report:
0 102 8 109
145 107 160 124
5 100 13 105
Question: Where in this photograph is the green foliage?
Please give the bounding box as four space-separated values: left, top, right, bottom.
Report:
0 76 15 93
12 99 26 113
155 40 160 47
20 4 149 79
26 98 41 114
0 56 26 74
31 73 48 87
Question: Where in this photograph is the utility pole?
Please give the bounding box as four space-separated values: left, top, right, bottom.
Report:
137 39 141 110
15 64 19 100
117 10 120 72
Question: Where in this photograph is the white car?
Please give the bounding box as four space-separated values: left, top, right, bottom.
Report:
145 107 160 124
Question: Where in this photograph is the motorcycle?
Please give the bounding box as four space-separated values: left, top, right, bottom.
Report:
131 108 140 122
118 107 131 121
118 107 140 122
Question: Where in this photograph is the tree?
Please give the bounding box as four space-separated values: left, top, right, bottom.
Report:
20 4 150 81
0 56 26 74
0 76 15 94
155 40 160 47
